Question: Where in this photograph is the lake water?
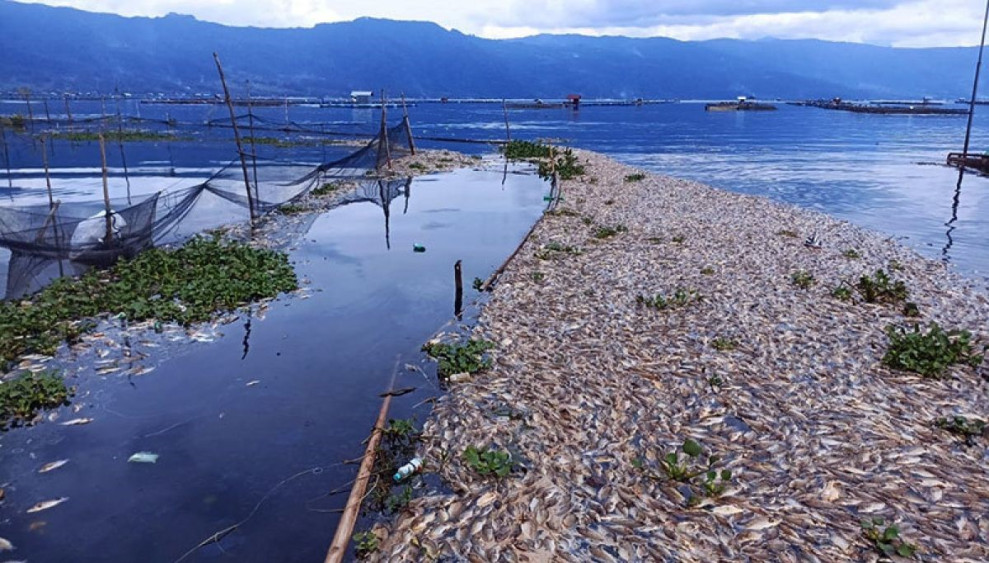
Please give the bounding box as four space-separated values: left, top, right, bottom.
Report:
0 99 986 561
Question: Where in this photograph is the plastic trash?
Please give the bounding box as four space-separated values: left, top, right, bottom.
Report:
412 244 426 253
393 457 423 482
128 452 159 464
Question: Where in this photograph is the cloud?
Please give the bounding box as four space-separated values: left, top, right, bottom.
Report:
15 0 987 47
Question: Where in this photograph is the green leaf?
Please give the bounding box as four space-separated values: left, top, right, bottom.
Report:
897 543 916 557
720 469 732 481
682 439 703 457
883 525 900 541
706 470 716 481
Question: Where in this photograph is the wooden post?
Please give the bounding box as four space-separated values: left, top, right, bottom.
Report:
454 259 463 319
97 133 114 245
43 99 52 125
961 0 989 161
0 125 12 194
379 91 392 170
401 93 416 155
502 99 511 142
246 81 260 206
213 52 257 222
19 88 34 131
40 135 55 209
324 360 400 563
63 95 73 127
114 97 132 204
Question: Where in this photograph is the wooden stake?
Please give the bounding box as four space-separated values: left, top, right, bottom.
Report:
454 259 463 319
114 97 132 204
97 133 114 245
0 125 12 194
324 360 400 563
40 135 54 209
379 91 392 170
246 81 260 206
63 95 73 127
502 99 511 142
401 93 416 155
43 99 52 125
213 52 257 221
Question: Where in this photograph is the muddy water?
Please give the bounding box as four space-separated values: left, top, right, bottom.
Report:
0 166 547 562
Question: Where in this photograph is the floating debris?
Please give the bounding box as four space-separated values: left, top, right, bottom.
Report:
38 460 69 474
59 418 93 426
26 497 68 513
246 380 260 387
127 452 159 464
0 536 13 551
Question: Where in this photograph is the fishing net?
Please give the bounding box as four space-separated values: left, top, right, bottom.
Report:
0 116 415 299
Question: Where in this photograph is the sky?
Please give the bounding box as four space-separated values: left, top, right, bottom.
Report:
18 0 989 47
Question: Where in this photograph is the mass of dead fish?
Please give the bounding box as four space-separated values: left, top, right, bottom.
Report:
371 150 989 562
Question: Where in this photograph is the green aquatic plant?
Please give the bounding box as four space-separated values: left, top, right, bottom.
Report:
935 415 986 445
624 173 646 182
883 322 982 378
790 270 816 289
531 271 545 283
842 249 862 259
463 445 516 478
422 339 494 378
711 337 737 351
352 530 380 558
856 269 908 304
777 229 799 238
408 162 427 171
502 140 551 160
902 302 920 317
637 288 700 310
832 285 853 301
277 204 310 215
0 236 297 371
535 241 582 260
472 277 484 291
700 266 715 275
593 224 628 239
383 417 419 445
0 370 72 430
538 148 585 181
632 439 732 502
311 182 341 197
672 235 686 244
860 518 916 559
51 130 181 143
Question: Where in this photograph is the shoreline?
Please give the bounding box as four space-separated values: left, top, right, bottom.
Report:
373 149 989 561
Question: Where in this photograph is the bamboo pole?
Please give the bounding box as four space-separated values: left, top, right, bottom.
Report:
40 135 54 208
43 99 52 125
401 93 416 155
324 361 400 563
63 95 73 127
961 0 989 161
380 91 392 170
213 52 257 222
97 133 114 245
0 125 12 195
114 96 132 204
502 99 511 142
246 81 260 206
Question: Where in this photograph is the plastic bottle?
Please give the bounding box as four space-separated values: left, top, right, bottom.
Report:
393 457 423 482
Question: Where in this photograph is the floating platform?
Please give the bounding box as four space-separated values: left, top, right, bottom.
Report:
504 101 567 110
705 102 777 112
947 152 989 173
796 100 967 115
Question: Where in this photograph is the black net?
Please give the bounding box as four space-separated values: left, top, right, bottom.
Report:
0 115 416 299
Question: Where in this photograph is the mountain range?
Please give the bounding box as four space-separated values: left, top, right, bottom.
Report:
0 0 980 99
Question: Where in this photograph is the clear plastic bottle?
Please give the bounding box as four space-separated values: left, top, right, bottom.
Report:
393 457 423 482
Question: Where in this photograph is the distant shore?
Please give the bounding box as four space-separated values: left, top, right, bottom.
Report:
372 149 989 561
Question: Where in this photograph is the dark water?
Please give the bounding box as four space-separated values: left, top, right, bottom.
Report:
0 167 548 562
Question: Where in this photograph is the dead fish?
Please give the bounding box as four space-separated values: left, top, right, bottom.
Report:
38 459 69 473
745 517 779 531
0 537 13 551
127 452 159 464
60 418 93 426
246 380 260 387
26 497 68 513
